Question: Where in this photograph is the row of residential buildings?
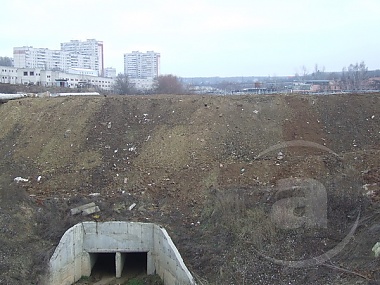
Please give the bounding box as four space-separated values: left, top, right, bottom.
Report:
2 39 161 91
14 39 106 76
13 46 160 81
0 65 159 91
12 39 160 79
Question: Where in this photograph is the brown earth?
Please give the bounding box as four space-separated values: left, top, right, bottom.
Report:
0 93 379 284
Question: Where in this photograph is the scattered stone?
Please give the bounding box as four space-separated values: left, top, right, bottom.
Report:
107 122 112 129
64 129 71 138
37 175 42 182
277 151 284 160
89 192 100 196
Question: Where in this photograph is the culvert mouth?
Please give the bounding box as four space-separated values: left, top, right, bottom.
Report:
48 221 196 285
89 252 148 279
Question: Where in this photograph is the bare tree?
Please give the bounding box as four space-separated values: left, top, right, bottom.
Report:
344 61 368 91
339 62 368 91
0 56 13 66
113 73 136 95
301 65 309 78
312 64 326 80
154 74 185 94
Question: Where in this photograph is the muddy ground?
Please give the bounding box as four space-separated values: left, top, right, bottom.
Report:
0 93 379 284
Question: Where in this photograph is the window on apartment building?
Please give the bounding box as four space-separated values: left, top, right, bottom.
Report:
23 71 28 76
30 71 34 76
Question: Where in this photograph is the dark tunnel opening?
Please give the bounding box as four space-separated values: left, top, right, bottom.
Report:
89 252 148 279
91 253 116 277
124 252 148 276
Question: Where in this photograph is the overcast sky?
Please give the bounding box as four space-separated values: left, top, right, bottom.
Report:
0 0 379 77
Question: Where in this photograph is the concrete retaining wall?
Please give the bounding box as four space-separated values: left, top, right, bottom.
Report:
46 221 196 285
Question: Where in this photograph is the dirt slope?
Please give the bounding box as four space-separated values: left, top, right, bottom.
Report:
0 94 379 284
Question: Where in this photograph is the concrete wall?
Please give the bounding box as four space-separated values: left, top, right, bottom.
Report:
154 226 196 285
48 223 86 285
47 221 196 285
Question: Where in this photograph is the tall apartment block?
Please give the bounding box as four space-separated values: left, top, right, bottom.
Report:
13 39 104 76
124 51 160 79
61 39 104 76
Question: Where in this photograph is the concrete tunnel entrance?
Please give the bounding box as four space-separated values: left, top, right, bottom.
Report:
89 252 148 279
47 222 196 285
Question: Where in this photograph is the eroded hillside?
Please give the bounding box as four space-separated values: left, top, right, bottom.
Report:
0 94 379 284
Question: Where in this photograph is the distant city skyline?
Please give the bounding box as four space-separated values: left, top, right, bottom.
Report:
1 0 379 77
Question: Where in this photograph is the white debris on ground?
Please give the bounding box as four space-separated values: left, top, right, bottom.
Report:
70 202 100 216
14 177 29 183
372 242 380 258
128 203 136 211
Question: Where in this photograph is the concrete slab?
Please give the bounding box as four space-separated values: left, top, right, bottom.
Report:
70 202 96 215
82 206 100 216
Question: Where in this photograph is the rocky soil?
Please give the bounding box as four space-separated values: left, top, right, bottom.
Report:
0 93 379 284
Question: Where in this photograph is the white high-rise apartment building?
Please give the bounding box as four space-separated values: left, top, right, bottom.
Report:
13 47 65 70
61 39 104 76
13 39 104 76
124 51 160 79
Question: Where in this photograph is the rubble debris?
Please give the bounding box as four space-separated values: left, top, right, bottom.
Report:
128 203 136 211
372 242 380 258
14 177 29 183
70 202 97 215
129 146 136 152
82 206 100 216
64 129 71 138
